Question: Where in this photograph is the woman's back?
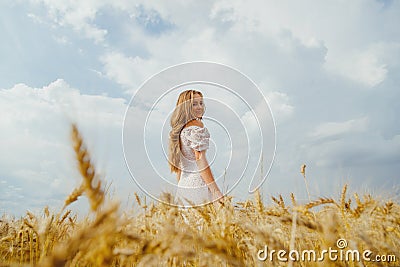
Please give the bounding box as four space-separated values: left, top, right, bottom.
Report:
175 122 211 206
169 90 223 207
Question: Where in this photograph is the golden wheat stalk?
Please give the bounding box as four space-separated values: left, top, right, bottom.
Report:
3 122 400 266
301 164 312 203
66 124 105 212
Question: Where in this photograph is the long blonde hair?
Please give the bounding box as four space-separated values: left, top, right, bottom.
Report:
168 89 203 173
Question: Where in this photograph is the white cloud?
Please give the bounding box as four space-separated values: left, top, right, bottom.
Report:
0 79 129 215
52 35 70 45
100 52 161 94
304 132 400 170
310 117 369 140
324 45 389 87
30 0 108 43
207 0 400 87
3 0 399 214
28 0 400 90
264 91 294 123
179 28 232 63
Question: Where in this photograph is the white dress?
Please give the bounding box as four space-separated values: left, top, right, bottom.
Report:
175 125 212 207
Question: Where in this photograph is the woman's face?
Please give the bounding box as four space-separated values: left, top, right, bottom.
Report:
192 93 204 119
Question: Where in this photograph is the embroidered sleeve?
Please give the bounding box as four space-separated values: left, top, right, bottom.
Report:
182 126 210 152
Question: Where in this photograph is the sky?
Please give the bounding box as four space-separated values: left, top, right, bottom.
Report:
1 0 399 217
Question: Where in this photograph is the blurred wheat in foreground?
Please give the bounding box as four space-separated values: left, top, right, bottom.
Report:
0 124 399 267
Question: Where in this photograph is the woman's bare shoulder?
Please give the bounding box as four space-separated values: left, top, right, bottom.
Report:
184 119 204 129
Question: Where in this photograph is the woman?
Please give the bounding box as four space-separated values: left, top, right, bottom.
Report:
168 89 224 207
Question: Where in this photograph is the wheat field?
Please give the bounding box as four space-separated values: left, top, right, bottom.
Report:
0 125 399 267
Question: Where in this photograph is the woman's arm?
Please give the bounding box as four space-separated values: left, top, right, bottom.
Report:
194 150 223 200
